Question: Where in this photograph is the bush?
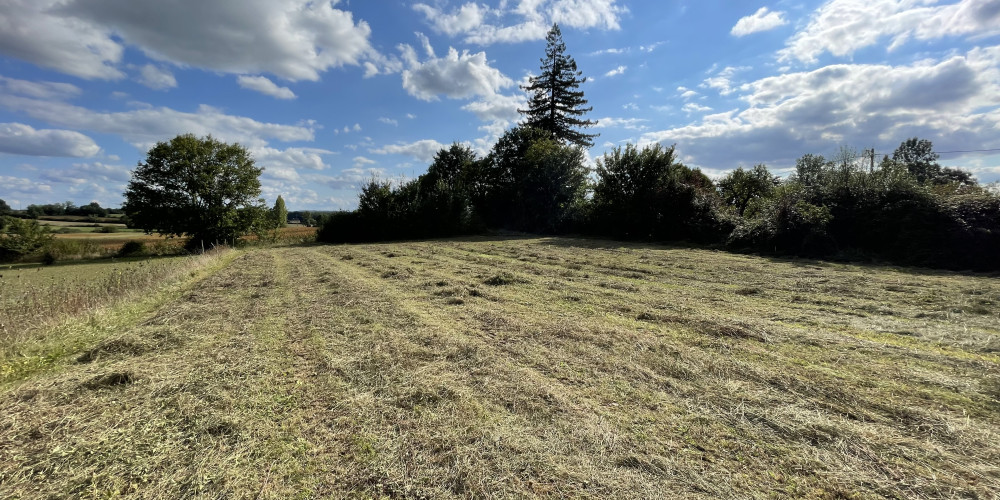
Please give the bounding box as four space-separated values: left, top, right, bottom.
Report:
592 143 729 242
99 225 120 233
0 216 55 262
117 241 146 258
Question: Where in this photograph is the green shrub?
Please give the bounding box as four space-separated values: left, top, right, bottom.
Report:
117 241 146 258
0 216 54 261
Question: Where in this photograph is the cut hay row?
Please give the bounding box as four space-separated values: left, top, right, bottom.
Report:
0 237 997 498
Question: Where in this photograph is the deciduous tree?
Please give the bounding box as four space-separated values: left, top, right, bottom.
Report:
123 134 266 249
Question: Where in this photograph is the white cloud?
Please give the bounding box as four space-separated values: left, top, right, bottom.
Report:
428 0 626 45
237 75 296 100
591 47 627 56
640 42 664 53
593 117 648 130
39 162 130 186
379 117 399 126
682 103 713 114
0 123 100 157
0 95 315 149
731 7 788 37
413 3 490 36
0 75 81 100
372 139 448 162
780 0 1000 64
402 41 513 101
0 0 378 81
137 64 177 90
0 175 53 197
353 156 377 168
461 93 524 123
604 65 627 77
254 147 335 172
334 123 363 135
641 47 1000 170
702 66 749 95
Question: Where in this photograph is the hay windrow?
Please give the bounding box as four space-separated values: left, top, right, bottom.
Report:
2 237 998 498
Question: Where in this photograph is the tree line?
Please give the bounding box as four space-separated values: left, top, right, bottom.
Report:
316 130 999 270
315 23 999 271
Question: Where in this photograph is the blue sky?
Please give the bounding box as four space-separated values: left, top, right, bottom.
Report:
1 0 998 210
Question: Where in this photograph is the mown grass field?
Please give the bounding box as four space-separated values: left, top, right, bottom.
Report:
1 236 998 498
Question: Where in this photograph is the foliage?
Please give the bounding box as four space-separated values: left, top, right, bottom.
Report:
728 183 835 257
0 216 54 261
717 164 780 217
271 195 288 228
117 240 146 258
892 137 977 187
518 24 597 148
592 143 729 242
26 201 109 218
122 134 266 249
0 199 10 215
517 138 589 233
730 141 1000 269
318 145 483 243
473 126 554 229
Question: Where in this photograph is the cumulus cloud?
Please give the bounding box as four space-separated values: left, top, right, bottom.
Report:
780 0 1000 64
461 93 524 123
0 123 100 157
731 7 788 37
0 95 315 149
641 47 1000 171
401 39 513 101
0 0 378 81
418 0 627 45
372 139 448 162
413 3 490 36
237 75 296 100
379 117 399 126
702 66 749 95
137 64 177 90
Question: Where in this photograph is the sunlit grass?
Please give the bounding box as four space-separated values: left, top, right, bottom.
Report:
1 236 997 498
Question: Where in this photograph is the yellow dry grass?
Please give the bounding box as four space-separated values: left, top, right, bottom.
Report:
1 236 997 498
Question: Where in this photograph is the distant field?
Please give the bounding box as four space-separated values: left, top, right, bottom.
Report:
1 237 998 498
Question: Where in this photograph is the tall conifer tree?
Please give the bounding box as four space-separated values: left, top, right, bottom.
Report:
518 24 598 148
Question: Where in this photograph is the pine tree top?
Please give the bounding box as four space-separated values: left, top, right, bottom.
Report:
518 23 598 149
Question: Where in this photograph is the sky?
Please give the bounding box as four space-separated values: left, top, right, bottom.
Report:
1 0 999 210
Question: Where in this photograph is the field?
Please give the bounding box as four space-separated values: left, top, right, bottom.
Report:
1 237 998 498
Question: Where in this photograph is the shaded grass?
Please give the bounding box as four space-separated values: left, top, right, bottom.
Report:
1 237 998 498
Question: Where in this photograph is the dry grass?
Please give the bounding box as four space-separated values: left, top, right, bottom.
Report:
0 250 231 382
1 236 998 498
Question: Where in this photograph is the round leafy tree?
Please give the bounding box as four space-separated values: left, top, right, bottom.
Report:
123 134 266 249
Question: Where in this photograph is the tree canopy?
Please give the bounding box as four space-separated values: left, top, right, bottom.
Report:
518 24 597 148
123 134 266 248
272 195 288 228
